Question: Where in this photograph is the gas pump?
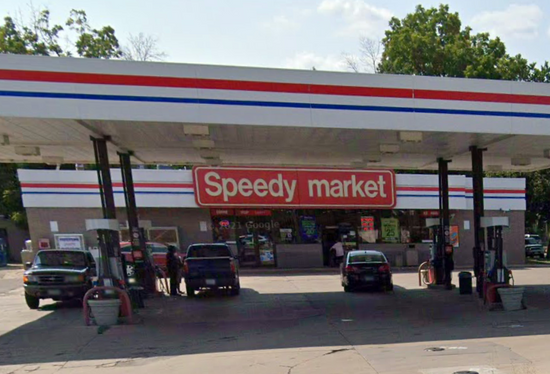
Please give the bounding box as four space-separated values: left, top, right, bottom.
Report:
480 217 512 304
424 218 441 285
481 217 510 285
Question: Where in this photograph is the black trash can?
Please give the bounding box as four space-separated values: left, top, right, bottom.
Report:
458 271 472 295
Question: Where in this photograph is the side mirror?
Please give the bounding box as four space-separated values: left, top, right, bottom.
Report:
24 262 32 270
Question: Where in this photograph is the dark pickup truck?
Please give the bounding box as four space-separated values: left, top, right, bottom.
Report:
183 243 240 297
23 250 97 309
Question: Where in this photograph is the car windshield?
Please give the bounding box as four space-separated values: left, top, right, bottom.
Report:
187 245 232 258
349 253 386 264
34 251 87 268
526 238 539 245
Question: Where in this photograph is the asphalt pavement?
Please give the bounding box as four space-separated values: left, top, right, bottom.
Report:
2 266 550 373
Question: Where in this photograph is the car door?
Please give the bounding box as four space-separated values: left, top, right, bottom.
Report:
151 243 168 269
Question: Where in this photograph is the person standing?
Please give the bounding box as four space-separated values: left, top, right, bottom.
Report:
166 245 180 296
330 241 345 267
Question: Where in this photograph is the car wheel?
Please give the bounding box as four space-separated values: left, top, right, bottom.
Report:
186 285 195 298
230 284 240 296
388 283 394 292
344 285 351 293
25 293 40 309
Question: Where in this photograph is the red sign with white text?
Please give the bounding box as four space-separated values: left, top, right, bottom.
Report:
236 209 272 216
193 167 396 208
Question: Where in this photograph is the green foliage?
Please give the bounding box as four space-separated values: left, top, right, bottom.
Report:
0 164 26 229
66 10 122 59
0 7 123 229
0 8 122 58
379 4 548 82
380 4 550 235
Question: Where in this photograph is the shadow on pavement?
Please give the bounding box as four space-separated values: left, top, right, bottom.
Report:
3 282 550 366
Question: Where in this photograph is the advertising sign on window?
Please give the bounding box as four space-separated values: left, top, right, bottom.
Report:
280 228 293 243
299 216 319 242
361 216 375 231
450 226 460 248
381 218 400 243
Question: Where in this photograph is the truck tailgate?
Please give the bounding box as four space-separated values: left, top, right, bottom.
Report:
186 257 233 279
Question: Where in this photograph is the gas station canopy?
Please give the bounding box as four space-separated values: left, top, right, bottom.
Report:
1 54 550 171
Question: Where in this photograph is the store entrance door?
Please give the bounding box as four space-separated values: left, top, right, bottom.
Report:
321 224 359 267
321 226 339 267
235 213 276 267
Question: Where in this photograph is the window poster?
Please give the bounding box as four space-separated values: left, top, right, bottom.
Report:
381 218 400 243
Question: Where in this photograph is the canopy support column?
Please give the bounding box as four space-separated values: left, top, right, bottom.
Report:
118 152 155 292
91 136 122 284
470 146 486 298
437 158 453 288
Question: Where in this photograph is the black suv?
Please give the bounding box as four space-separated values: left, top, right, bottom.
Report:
23 250 97 309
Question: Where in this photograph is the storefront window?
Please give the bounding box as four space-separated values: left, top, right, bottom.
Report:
272 210 297 244
210 208 440 267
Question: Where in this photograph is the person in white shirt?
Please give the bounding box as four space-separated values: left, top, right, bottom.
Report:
330 241 345 267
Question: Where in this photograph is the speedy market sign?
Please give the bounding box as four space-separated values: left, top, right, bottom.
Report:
193 167 396 208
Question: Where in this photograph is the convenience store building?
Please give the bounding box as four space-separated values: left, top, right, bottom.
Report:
18 167 525 268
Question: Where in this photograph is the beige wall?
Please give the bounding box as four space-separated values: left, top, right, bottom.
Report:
452 210 525 267
277 244 324 268
26 207 213 252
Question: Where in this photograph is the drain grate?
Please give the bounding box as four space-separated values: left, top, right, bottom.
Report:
425 347 445 352
453 371 479 374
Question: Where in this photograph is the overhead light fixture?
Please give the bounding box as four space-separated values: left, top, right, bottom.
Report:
183 124 209 136
379 144 399 154
192 139 215 149
42 156 64 165
511 157 531 166
199 149 220 160
399 131 423 143
365 155 382 163
14 146 40 156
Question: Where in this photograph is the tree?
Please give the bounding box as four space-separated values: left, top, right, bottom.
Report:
65 10 122 59
123 33 167 62
0 7 124 59
378 4 544 81
376 4 550 238
344 37 381 73
0 6 150 230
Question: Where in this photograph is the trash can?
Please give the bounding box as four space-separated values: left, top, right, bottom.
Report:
458 271 472 295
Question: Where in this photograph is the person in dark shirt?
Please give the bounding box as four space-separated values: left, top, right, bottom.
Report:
166 245 180 296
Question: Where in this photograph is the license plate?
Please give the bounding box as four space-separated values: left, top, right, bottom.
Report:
48 289 61 296
363 275 374 282
205 279 216 286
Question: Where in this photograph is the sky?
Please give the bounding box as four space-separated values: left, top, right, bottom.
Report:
1 0 550 72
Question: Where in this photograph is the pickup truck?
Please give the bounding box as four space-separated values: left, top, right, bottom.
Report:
525 237 545 258
183 243 240 297
23 250 97 309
